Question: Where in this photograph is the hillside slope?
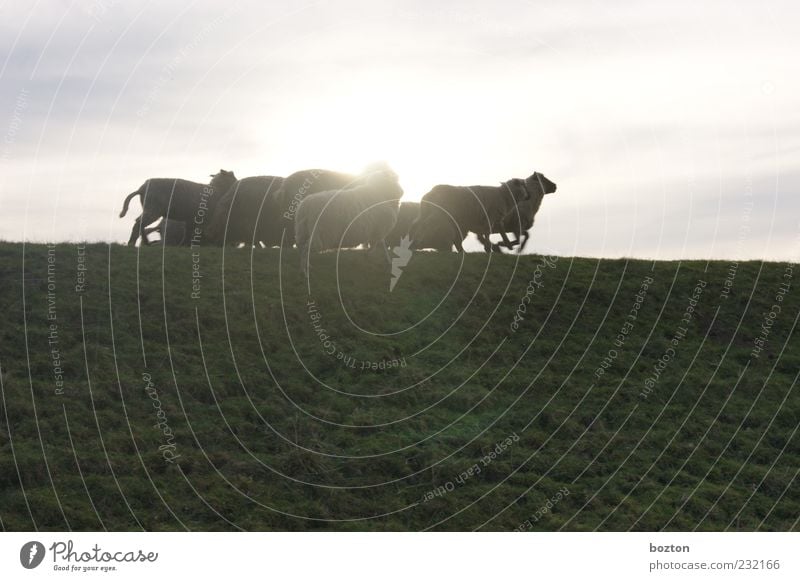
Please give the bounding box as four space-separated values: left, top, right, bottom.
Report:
0 242 797 531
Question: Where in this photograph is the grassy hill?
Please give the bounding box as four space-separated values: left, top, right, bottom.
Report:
0 242 797 531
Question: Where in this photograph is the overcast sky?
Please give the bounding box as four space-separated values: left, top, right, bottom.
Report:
1 0 798 259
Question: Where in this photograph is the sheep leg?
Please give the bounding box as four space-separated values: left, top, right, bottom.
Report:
139 213 161 246
127 216 143 246
477 233 493 253
282 217 299 249
142 222 161 245
128 211 160 246
499 231 516 249
299 243 310 276
490 241 504 253
517 231 531 254
380 240 391 264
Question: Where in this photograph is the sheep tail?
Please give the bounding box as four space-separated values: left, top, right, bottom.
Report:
119 187 142 218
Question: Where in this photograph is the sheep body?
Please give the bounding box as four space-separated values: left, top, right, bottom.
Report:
411 177 530 252
206 175 285 246
276 169 361 247
119 170 237 246
476 172 557 253
295 170 403 273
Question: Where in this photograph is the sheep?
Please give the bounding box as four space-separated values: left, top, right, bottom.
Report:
206 175 285 247
384 202 420 248
142 219 188 246
475 172 557 253
410 174 534 252
407 207 465 251
294 167 403 275
120 169 237 246
275 169 361 247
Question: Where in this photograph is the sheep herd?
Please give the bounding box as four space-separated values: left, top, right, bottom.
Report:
119 163 557 272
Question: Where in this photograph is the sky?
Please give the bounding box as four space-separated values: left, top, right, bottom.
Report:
0 0 798 259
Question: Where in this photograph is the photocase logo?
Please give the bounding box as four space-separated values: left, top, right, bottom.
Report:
19 541 46 569
389 235 413 292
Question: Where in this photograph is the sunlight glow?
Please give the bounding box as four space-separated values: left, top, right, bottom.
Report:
276 80 497 200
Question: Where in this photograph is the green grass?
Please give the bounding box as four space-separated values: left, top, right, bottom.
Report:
0 242 797 531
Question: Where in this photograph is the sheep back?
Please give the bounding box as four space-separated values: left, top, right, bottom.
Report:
207 175 284 245
413 181 524 249
295 178 402 253
277 169 361 245
137 178 231 224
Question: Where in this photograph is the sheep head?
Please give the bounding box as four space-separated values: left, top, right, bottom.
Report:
363 164 403 203
209 169 237 192
525 172 557 197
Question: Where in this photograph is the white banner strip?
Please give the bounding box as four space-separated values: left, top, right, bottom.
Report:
1 533 796 580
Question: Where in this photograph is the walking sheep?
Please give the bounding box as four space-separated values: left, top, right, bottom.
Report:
119 170 237 246
476 172 557 253
294 167 403 276
206 175 285 247
410 173 536 252
275 169 361 247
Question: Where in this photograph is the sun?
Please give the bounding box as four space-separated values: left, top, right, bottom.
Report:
275 83 483 201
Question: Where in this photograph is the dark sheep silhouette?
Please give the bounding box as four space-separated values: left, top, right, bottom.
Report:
411 174 528 252
206 176 285 247
119 170 237 246
410 173 541 252
476 172 557 253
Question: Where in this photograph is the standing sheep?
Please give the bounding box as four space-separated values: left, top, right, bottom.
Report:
206 175 285 247
294 167 403 275
410 174 533 252
476 172 557 253
119 169 237 246
275 169 361 248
